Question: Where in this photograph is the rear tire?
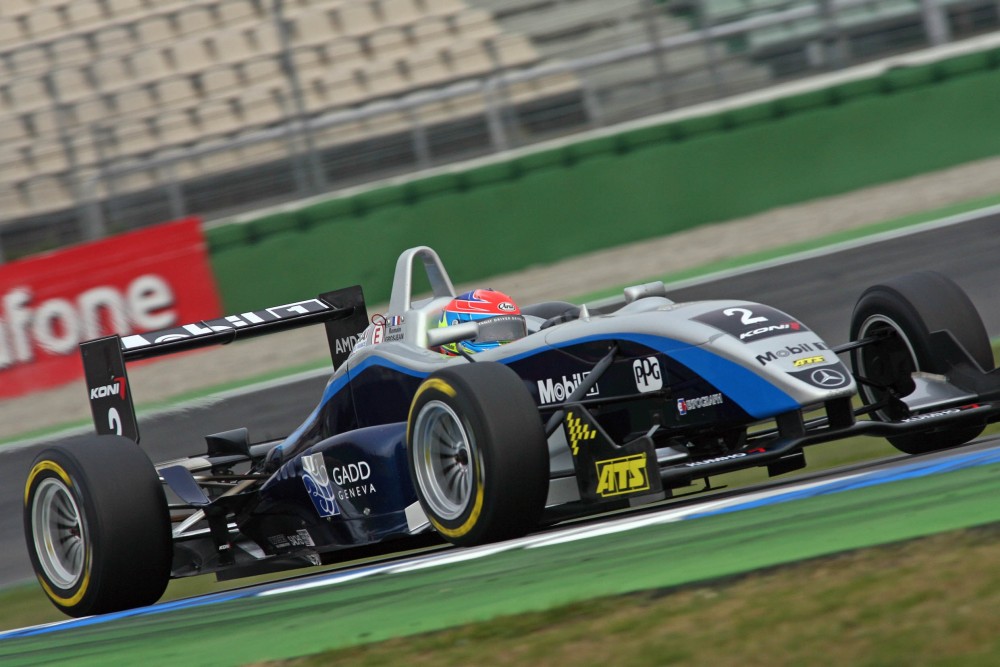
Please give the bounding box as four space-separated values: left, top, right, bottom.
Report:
24 436 172 617
407 362 548 546
849 271 993 454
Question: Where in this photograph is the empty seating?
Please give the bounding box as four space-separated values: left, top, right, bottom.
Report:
65 1 106 31
129 50 171 82
155 76 197 107
294 8 337 45
170 37 216 73
25 8 65 40
50 36 93 66
201 65 241 96
176 6 216 35
20 175 73 212
111 118 159 156
104 0 145 20
0 0 583 222
93 26 135 57
197 99 241 137
334 2 380 36
238 87 286 126
90 56 133 91
114 86 156 115
218 0 260 25
378 0 422 27
135 16 174 45
7 78 51 111
49 66 92 102
212 28 253 62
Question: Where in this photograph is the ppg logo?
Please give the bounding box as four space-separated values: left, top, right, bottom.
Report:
633 357 662 393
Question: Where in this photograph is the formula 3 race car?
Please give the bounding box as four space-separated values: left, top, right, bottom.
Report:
23 246 1000 616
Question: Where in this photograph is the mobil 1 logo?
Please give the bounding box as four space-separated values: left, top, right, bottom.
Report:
694 305 805 343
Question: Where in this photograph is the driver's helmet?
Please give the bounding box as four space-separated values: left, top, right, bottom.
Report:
437 288 525 355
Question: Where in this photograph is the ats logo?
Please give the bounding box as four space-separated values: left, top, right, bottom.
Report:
595 454 650 497
89 376 126 401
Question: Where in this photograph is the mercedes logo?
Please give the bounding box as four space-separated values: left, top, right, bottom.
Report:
811 368 848 387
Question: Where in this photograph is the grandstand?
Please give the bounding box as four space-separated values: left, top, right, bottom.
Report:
0 0 997 260
0 0 585 255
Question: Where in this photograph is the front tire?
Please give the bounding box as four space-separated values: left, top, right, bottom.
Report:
849 271 993 454
24 436 172 617
407 362 548 546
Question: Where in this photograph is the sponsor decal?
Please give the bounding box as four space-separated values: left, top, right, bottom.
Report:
694 305 805 343
755 342 828 366
89 376 126 401
337 333 360 355
330 461 371 486
677 393 724 415
498 302 516 312
684 452 748 467
538 372 599 405
383 325 405 342
739 323 801 341
901 408 962 422
789 366 851 389
633 356 662 393
302 453 340 518
119 298 329 350
268 530 316 549
372 314 404 327
595 453 651 497
565 411 597 455
811 368 848 388
793 355 825 367
331 460 377 500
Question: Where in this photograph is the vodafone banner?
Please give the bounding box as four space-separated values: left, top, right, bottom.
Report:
0 217 222 398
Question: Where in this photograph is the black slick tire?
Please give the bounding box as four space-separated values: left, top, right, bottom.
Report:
849 271 993 454
23 435 172 617
407 362 548 546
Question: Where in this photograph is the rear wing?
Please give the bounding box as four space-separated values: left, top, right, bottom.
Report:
80 285 367 443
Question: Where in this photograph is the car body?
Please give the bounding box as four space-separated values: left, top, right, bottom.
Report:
23 246 1000 616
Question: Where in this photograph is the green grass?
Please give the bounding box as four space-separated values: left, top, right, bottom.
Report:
269 524 1000 666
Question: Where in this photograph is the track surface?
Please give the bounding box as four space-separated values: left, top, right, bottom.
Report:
1 210 999 588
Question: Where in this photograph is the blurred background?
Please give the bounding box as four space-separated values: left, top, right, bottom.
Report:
1 0 998 262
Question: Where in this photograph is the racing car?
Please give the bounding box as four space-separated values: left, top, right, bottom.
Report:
23 246 1000 617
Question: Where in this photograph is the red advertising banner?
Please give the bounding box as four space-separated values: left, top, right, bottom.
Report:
0 217 222 398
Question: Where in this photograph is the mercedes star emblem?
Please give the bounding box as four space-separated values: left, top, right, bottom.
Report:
811 368 847 387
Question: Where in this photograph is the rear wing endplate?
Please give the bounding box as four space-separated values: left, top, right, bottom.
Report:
80 285 367 443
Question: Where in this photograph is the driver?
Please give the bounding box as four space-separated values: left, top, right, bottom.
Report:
437 288 526 355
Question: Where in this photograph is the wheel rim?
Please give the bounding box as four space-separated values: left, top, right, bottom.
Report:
31 477 87 590
411 400 476 521
856 314 919 417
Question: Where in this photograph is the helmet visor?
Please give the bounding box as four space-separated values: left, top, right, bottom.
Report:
474 315 527 344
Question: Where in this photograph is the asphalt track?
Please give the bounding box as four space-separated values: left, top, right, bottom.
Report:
2 441 1000 665
0 208 998 594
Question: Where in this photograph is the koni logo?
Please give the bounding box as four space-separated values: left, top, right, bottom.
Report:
89 376 126 401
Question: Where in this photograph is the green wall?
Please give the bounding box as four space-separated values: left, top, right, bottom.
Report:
207 47 1000 313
